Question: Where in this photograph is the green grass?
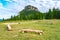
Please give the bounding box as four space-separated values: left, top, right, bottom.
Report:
0 20 60 40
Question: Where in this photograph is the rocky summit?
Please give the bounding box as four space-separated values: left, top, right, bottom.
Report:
24 5 38 11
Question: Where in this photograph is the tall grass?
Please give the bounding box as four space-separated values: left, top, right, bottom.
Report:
0 20 60 40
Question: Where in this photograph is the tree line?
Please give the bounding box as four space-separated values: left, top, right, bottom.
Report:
3 8 60 21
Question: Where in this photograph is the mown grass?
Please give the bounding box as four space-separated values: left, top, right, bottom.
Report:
0 20 60 40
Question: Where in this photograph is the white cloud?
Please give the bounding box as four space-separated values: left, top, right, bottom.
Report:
0 0 60 19
0 3 3 8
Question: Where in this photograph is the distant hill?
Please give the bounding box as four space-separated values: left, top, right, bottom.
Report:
0 19 2 21
18 5 43 20
4 5 43 20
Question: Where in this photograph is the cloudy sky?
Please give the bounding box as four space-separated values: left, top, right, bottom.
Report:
0 0 60 19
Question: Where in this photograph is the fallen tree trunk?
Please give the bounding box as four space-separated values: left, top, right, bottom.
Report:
19 29 43 35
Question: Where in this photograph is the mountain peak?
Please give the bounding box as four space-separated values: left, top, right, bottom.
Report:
25 5 38 11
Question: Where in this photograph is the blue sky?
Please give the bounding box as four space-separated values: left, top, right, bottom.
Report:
0 0 60 19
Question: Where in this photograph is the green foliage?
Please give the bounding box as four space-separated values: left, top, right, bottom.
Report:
45 8 60 19
3 18 4 21
20 10 43 20
4 7 60 21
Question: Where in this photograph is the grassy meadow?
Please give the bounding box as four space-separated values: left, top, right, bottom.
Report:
0 20 60 40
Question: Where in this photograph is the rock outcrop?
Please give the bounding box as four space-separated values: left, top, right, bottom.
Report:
25 5 38 11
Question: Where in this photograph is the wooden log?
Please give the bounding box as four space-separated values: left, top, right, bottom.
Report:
19 29 43 35
33 30 43 35
19 29 33 33
7 24 12 31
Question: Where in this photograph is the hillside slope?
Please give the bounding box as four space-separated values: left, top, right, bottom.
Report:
19 5 43 20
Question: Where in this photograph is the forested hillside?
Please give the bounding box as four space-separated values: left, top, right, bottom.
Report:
3 5 60 21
